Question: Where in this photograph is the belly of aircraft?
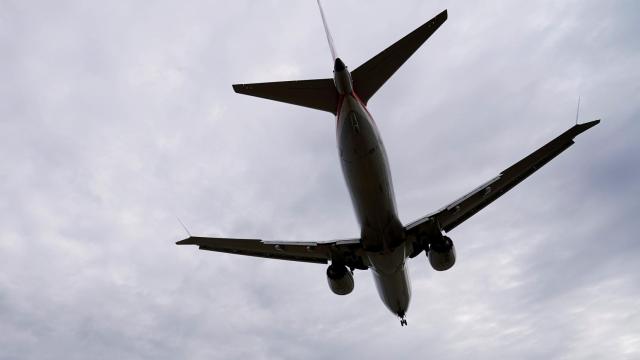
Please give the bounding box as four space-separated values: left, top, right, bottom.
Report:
337 100 403 251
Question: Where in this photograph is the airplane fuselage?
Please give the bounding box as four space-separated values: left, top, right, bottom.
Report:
336 90 411 318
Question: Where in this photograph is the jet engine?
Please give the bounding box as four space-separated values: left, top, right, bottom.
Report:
428 236 456 271
326 264 354 295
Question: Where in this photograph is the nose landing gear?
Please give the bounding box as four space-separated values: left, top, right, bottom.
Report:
399 315 408 326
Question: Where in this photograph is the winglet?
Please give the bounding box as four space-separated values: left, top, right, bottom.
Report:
176 216 192 237
575 96 581 125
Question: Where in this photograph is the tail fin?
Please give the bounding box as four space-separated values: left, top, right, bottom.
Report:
232 7 446 114
233 0 344 115
351 9 448 105
317 0 338 62
232 1 343 114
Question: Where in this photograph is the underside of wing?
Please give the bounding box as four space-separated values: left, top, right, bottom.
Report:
177 236 366 269
406 120 600 237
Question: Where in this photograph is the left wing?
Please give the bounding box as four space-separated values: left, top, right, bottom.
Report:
177 236 366 269
406 120 600 238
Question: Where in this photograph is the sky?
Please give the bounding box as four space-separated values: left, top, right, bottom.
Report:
1 0 639 359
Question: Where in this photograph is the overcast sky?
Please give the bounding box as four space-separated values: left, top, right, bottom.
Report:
1 0 639 359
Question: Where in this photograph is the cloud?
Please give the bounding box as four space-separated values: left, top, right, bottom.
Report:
1 0 638 359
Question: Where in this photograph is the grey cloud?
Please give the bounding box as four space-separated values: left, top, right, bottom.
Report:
1 0 639 359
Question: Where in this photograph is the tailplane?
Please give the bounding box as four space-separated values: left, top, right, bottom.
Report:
232 6 447 114
351 10 447 105
231 1 343 114
232 79 338 114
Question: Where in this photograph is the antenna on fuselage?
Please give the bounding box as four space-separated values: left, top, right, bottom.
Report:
317 0 338 62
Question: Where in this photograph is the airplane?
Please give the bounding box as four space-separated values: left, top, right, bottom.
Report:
177 1 599 326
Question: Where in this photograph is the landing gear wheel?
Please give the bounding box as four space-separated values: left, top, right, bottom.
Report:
400 318 408 326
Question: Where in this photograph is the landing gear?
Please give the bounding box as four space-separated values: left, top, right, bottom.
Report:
398 311 408 326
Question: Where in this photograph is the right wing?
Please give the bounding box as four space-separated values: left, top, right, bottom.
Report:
233 78 338 114
177 236 366 269
406 120 600 236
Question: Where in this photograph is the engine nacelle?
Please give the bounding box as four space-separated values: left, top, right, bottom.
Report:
428 236 456 271
326 264 354 295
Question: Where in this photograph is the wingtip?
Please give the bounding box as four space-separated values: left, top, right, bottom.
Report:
176 237 194 245
569 119 600 138
579 119 601 130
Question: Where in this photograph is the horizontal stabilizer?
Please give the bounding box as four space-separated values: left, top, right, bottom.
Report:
233 78 338 114
352 9 448 104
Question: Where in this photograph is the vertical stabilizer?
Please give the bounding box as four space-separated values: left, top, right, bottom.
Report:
317 0 338 62
231 1 344 114
317 0 353 95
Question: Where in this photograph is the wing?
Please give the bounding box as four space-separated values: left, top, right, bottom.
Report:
177 236 366 269
406 120 600 236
